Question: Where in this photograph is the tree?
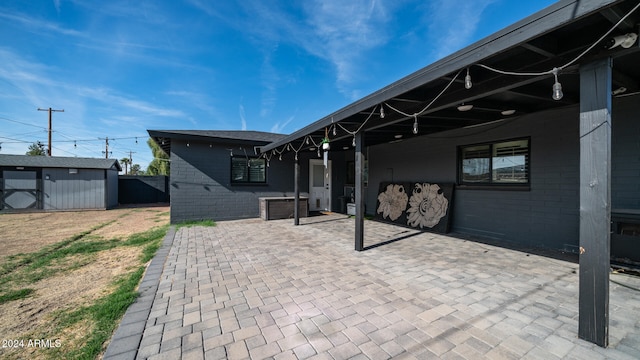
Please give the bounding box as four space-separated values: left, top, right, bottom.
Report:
120 157 131 175
26 141 46 156
130 164 141 175
146 138 170 175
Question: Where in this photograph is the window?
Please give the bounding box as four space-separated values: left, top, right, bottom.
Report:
459 138 529 186
231 157 266 184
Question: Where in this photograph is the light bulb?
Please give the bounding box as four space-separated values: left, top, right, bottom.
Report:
295 153 298 161
465 68 472 89
380 106 385 119
267 161 270 167
279 154 282 161
333 126 336 136
552 81 563 101
412 117 419 135
306 137 309 144
352 136 356 147
317 148 321 157
552 67 563 101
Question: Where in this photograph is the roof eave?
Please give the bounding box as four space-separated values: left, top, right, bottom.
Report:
261 0 621 152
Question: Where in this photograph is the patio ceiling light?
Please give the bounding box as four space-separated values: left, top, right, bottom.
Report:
457 104 474 112
606 32 638 49
612 87 627 96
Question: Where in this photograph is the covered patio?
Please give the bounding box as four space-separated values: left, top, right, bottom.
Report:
259 0 640 348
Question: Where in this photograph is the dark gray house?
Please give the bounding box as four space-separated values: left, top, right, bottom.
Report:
147 130 304 223
0 154 121 211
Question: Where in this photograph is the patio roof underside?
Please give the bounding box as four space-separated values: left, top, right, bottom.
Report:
261 0 640 154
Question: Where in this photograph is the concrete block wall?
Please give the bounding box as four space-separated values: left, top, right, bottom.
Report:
365 101 617 252
368 97 639 252
169 139 298 224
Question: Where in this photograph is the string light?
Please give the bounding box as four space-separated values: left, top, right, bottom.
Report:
552 67 563 101
295 153 298 160
260 3 640 157
279 154 282 161
352 135 356 147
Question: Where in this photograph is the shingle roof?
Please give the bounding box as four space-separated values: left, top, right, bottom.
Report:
148 130 286 143
147 130 288 155
0 154 121 171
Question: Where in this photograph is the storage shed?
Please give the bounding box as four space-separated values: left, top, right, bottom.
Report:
0 154 121 211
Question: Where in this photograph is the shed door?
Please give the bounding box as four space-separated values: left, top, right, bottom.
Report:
2 171 39 210
309 159 331 211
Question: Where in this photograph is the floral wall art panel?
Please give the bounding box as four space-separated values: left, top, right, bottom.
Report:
375 182 454 234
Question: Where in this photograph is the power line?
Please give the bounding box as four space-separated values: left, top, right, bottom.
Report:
0 115 48 130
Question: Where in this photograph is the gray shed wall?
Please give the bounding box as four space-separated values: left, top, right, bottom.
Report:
367 96 639 252
43 168 106 210
169 139 300 223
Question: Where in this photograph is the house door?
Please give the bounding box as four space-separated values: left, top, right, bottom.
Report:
309 159 331 211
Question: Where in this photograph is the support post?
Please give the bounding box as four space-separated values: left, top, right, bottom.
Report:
294 156 300 226
578 57 612 348
355 131 365 251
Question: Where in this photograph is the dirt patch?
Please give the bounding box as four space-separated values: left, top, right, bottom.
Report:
0 206 168 260
0 206 169 359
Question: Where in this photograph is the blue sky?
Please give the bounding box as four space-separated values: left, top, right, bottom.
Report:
0 0 556 170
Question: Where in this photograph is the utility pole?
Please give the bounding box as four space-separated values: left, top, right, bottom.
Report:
104 137 110 159
128 150 136 164
37 107 64 156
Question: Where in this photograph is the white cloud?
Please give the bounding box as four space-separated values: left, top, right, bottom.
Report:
193 1 392 101
260 49 280 118
78 87 185 118
426 0 497 60
0 12 86 38
166 90 218 117
239 104 247 131
270 115 294 134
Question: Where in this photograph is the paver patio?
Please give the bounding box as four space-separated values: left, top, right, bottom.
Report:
104 213 640 359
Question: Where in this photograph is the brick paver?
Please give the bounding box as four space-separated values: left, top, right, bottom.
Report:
105 214 640 359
